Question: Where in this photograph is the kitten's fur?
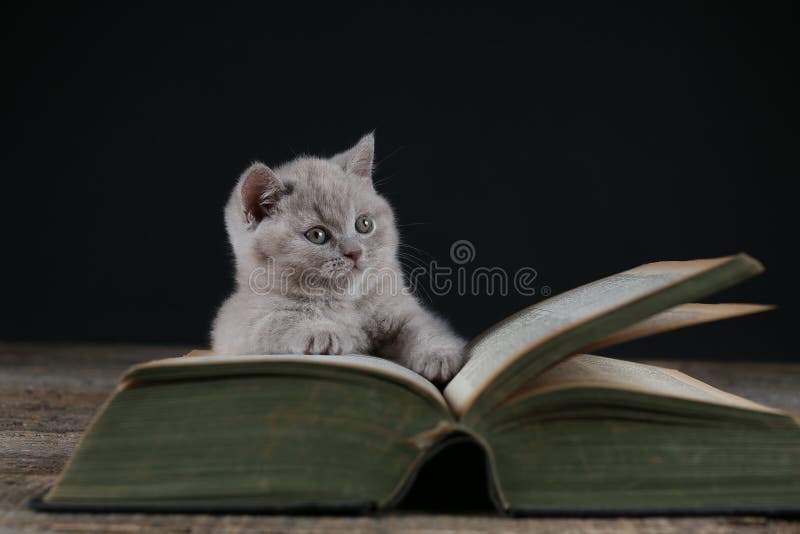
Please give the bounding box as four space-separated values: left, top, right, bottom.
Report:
212 134 466 381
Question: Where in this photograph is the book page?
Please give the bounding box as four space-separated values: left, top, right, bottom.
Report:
581 303 773 352
444 255 761 416
512 354 783 414
129 353 448 410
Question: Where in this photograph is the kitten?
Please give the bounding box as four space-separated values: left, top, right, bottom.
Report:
211 134 466 381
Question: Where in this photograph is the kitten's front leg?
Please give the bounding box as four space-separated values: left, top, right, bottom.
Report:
379 296 467 382
225 305 350 355
214 294 362 356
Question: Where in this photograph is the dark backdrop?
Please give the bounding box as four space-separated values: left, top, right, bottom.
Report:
4 4 798 360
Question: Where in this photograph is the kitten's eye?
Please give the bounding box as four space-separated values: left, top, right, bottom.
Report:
355 214 374 234
305 227 329 244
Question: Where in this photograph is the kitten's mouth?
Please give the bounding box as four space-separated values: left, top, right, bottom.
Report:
329 263 360 278
319 257 366 279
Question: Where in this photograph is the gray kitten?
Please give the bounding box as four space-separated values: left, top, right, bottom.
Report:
212 134 466 381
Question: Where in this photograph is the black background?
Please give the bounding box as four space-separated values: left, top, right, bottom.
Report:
4 4 798 361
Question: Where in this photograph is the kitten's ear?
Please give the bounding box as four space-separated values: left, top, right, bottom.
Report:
238 162 283 225
331 132 375 181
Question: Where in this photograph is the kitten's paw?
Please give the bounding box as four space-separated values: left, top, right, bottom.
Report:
304 330 343 355
287 326 350 356
410 348 465 382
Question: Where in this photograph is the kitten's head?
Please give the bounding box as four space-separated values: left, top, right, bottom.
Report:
225 133 400 298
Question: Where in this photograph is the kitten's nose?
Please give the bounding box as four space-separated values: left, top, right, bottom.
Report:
342 245 362 265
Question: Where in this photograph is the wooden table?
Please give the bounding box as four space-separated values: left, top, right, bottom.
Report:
2 342 798 533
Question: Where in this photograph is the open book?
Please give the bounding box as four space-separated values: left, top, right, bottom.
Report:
36 254 800 515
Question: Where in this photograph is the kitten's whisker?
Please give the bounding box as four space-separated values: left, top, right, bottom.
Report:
372 172 399 188
399 242 437 261
397 259 433 303
397 252 428 269
399 244 438 263
396 254 430 276
398 259 435 303
375 145 405 168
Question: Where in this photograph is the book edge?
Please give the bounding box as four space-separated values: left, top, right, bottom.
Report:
448 253 763 418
